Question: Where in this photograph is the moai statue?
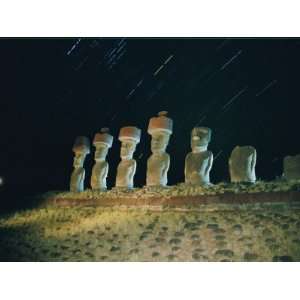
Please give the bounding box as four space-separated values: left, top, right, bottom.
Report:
116 126 141 189
283 154 300 180
146 111 173 187
70 136 90 192
91 128 113 190
185 127 213 185
229 145 257 183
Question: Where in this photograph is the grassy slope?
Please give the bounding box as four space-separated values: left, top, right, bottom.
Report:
1 206 300 262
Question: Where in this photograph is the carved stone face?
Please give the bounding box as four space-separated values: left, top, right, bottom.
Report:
151 132 170 154
95 144 109 161
73 151 87 168
191 127 211 152
121 140 136 159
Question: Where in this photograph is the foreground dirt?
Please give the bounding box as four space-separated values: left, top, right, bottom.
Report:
1 207 300 262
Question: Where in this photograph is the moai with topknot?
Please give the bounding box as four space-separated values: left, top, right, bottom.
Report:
90 128 113 190
185 127 213 185
146 111 173 187
283 154 300 180
229 145 257 183
116 126 141 189
70 136 90 192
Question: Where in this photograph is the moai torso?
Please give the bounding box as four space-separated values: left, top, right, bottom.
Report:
185 151 213 185
70 136 90 192
229 145 256 183
283 154 300 180
90 129 113 191
70 167 85 192
91 161 109 190
147 153 170 186
184 127 213 185
115 126 141 189
116 159 136 188
146 111 173 187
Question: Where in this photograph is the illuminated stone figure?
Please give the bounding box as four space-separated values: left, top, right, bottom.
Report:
91 128 113 190
229 145 257 183
146 111 173 187
116 126 141 189
283 154 300 180
185 127 213 185
70 136 90 192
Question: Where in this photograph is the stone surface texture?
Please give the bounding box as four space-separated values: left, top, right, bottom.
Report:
116 126 141 189
229 145 257 183
283 154 300 180
185 127 213 185
70 136 90 192
146 111 173 186
91 128 113 190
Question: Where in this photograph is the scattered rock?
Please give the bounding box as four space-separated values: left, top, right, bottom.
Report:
152 252 160 257
268 244 280 251
184 223 199 231
232 224 243 235
155 237 166 243
244 252 258 261
220 259 231 262
262 228 272 236
213 228 226 234
191 234 200 241
207 224 219 230
272 255 294 262
110 246 121 252
169 238 181 245
265 238 276 245
174 232 185 237
172 246 181 252
280 224 289 230
129 248 139 254
194 248 205 253
192 240 202 246
215 249 234 257
167 254 176 261
196 220 205 226
216 241 228 248
192 252 201 260
85 251 94 258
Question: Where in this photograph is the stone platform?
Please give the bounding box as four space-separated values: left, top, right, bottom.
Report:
42 190 300 212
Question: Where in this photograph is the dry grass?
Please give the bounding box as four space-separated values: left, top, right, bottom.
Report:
1 206 300 262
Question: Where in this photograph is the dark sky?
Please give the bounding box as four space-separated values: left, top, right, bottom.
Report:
1 38 300 196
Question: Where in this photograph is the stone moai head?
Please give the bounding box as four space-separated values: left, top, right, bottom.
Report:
191 127 212 152
93 128 113 161
148 111 173 154
283 154 300 180
72 136 90 168
119 126 141 159
229 145 257 183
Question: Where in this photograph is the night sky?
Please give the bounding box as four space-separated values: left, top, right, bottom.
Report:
1 38 300 198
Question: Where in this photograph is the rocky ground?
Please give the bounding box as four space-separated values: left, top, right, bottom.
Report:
41 180 300 202
1 206 300 261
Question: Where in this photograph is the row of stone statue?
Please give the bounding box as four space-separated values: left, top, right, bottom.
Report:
70 111 300 192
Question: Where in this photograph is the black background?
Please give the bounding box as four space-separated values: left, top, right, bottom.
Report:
1 38 300 201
